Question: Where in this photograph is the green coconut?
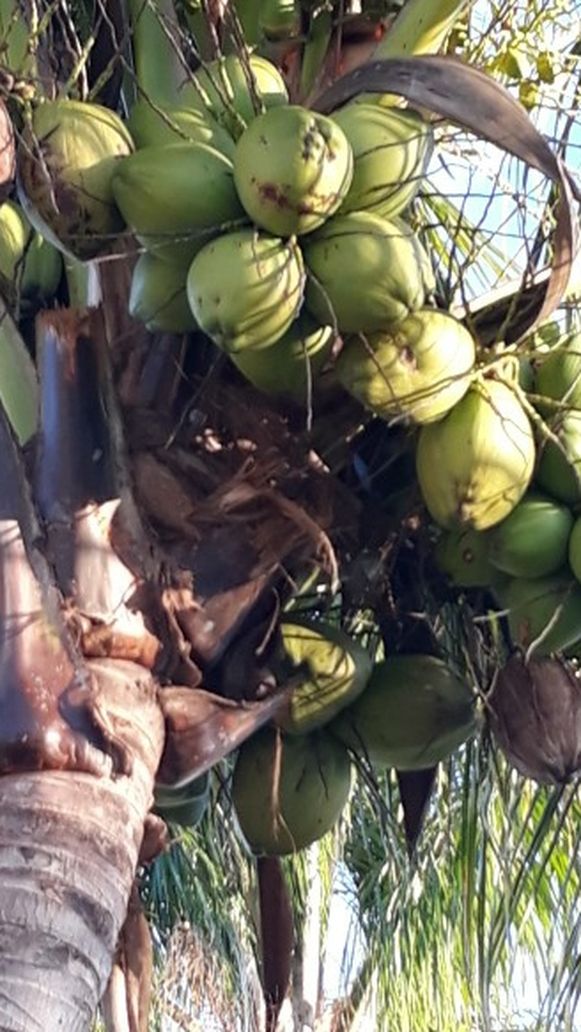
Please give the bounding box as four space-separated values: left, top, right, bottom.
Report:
0 199 62 306
416 378 535 531
186 229 304 352
434 527 499 588
332 654 476 770
304 212 426 333
259 0 301 39
112 142 244 264
232 727 352 854
518 357 535 392
129 252 197 333
18 99 133 260
534 331 581 411
504 573 581 655
567 516 581 584
233 105 353 237
231 313 334 400
179 54 288 135
332 103 433 217
536 412 581 505
275 618 373 735
488 492 573 578
127 99 235 157
153 773 210 828
335 309 475 425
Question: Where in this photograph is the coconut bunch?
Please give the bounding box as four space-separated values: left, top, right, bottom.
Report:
230 617 477 855
99 58 443 402
432 332 581 659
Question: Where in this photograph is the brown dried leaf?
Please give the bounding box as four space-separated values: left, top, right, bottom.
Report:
157 684 291 786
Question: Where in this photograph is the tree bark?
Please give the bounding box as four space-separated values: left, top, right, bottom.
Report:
0 666 164 1030
0 304 167 1029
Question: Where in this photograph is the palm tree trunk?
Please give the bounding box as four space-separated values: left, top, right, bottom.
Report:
0 305 166 1029
0 748 161 1030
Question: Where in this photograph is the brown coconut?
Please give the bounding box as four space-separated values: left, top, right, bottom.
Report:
488 654 581 784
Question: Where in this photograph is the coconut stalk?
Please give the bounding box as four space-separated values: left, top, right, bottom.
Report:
300 7 334 103
87 0 127 106
0 0 38 78
373 0 469 58
127 0 185 106
180 0 222 63
354 0 469 104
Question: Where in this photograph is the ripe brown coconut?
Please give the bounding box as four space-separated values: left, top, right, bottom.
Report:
488 654 581 784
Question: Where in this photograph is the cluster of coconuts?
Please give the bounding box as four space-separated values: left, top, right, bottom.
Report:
16 53 450 405
153 617 478 853
230 618 476 856
14 63 577 835
15 57 478 419
435 333 581 659
112 54 446 411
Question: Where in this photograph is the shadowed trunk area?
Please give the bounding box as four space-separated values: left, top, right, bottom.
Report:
0 309 166 1029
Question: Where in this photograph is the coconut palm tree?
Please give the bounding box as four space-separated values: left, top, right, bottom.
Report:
0 0 578 1027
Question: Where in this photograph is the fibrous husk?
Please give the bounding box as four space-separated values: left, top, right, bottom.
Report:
332 654 477 770
275 618 373 735
416 377 535 531
232 727 352 854
336 309 475 425
304 211 427 332
488 653 581 784
18 99 133 260
186 229 304 352
112 142 244 264
233 105 353 237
